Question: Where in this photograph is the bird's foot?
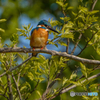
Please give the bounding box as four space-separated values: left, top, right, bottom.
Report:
33 48 35 50
41 47 44 50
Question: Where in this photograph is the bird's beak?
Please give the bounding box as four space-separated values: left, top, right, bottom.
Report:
47 27 59 34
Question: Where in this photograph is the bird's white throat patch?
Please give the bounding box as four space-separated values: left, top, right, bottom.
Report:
37 25 42 27
37 25 49 31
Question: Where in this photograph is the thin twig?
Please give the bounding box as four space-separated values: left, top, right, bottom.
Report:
90 0 98 11
5 61 13 100
72 40 82 50
49 65 100 99
71 33 83 55
0 55 32 77
61 72 100 94
87 38 100 47
41 67 64 100
17 73 21 84
66 38 69 53
50 72 100 99
7 74 13 100
12 73 22 100
0 93 9 100
47 36 61 45
77 30 98 55
25 80 39 100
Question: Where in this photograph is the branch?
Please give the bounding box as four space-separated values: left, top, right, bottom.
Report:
66 38 70 53
50 72 100 99
0 94 9 100
77 30 98 55
0 48 100 65
71 33 82 55
0 55 32 77
25 80 39 100
42 67 64 100
61 72 100 94
7 74 13 100
5 61 13 100
90 0 98 11
12 73 22 100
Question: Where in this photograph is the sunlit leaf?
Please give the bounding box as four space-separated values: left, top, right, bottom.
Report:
36 91 41 98
28 72 34 81
0 19 6 22
0 28 5 32
70 73 77 80
89 10 99 15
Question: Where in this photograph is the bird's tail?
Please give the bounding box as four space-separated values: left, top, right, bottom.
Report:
32 53 38 57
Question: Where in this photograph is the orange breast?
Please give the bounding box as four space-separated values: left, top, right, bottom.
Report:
30 28 48 48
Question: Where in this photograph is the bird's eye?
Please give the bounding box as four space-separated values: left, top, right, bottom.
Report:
45 24 47 27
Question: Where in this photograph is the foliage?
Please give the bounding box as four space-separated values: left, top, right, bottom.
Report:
0 0 100 100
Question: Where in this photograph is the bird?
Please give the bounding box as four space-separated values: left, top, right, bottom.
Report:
30 20 59 56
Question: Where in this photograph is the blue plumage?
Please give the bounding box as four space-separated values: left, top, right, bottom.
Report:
31 27 47 35
30 20 59 56
38 20 51 27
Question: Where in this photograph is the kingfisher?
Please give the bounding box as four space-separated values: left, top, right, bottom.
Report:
30 20 59 56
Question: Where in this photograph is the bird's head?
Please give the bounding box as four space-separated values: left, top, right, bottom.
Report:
37 20 59 33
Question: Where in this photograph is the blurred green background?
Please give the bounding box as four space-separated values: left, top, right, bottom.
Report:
0 0 100 100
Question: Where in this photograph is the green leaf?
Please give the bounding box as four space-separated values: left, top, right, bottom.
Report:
0 78 3 83
58 41 67 46
82 96 90 99
67 6 73 10
89 10 99 15
10 33 19 44
72 11 77 16
0 19 6 22
50 20 62 27
89 84 99 90
61 32 73 39
63 77 68 86
27 23 31 29
80 62 87 78
28 72 34 81
56 1 63 7
63 3 68 9
25 36 30 40
0 28 5 32
69 80 81 86
70 73 77 80
54 43 58 47
60 17 70 22
20 85 27 91
16 28 26 33
92 96 99 100
39 55 46 61
79 6 88 14
80 0 83 2
25 82 31 90
54 78 61 81
36 91 41 98
96 47 100 55
0 88 4 93
80 62 86 71
36 77 45 82
22 25 27 30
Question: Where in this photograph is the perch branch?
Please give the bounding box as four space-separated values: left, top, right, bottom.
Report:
0 48 100 65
